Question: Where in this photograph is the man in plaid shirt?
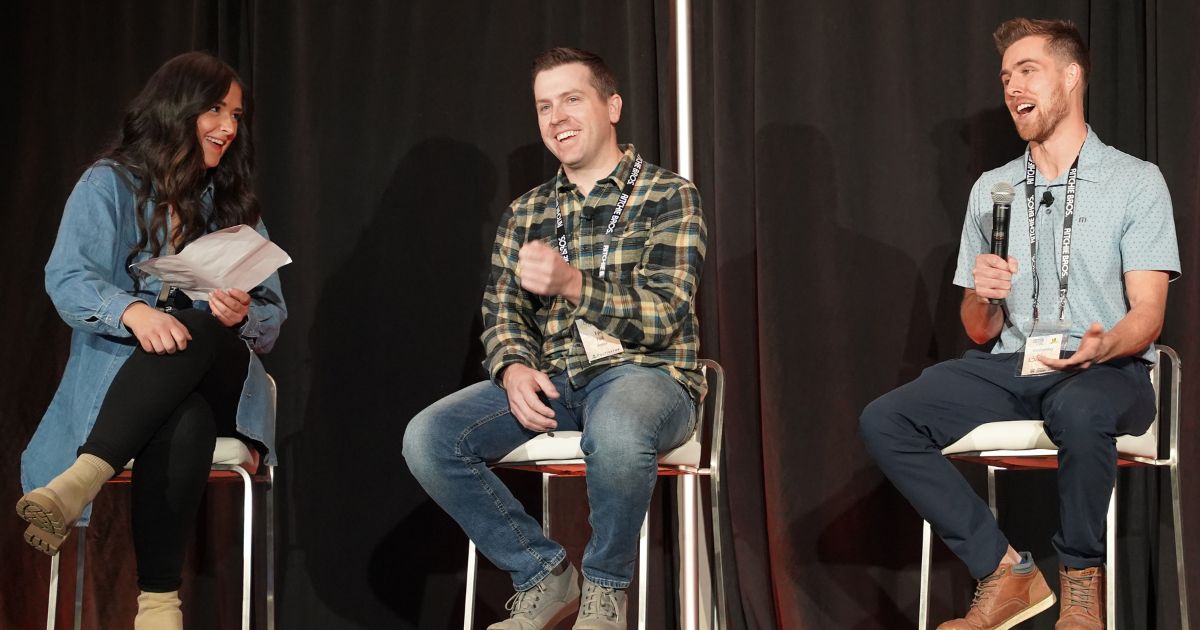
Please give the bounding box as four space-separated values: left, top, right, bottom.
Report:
404 47 706 629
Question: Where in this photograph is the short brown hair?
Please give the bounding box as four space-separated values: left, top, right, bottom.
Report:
993 18 1090 86
531 47 619 98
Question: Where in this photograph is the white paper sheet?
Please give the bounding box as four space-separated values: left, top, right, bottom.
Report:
134 225 292 300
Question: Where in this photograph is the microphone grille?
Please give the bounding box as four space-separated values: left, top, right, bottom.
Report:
990 181 1016 204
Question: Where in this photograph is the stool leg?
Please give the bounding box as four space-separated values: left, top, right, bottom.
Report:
987 466 998 520
638 511 649 630
681 475 698 630
919 520 931 630
464 540 478 630
46 546 60 630
232 466 254 630
1171 461 1191 629
265 466 276 630
709 471 728 630
1106 485 1117 627
73 526 85 630
542 472 551 534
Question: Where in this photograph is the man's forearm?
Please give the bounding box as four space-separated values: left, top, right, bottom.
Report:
1090 306 1163 363
960 289 1005 344
561 268 582 305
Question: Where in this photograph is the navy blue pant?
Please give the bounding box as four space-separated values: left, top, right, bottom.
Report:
859 350 1155 579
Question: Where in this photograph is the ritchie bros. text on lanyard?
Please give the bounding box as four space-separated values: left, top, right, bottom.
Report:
1025 151 1079 323
552 154 644 280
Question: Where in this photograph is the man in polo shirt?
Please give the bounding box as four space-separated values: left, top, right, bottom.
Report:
404 47 706 630
859 18 1179 630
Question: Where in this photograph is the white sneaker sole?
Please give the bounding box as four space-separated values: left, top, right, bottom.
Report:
994 591 1057 630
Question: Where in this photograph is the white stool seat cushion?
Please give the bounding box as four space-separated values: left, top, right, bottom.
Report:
212 437 257 467
123 436 256 470
495 431 703 468
942 420 1158 459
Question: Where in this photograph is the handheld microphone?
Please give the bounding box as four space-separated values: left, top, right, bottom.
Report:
988 182 1015 305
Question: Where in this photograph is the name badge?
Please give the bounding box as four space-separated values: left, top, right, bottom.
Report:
1018 318 1072 376
1020 333 1063 376
575 319 623 362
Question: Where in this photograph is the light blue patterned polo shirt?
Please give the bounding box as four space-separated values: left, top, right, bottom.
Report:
953 126 1181 362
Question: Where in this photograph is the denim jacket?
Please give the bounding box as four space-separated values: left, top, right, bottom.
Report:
20 162 286 524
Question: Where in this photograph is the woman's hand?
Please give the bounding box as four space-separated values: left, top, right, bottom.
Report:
121 302 192 354
208 288 251 327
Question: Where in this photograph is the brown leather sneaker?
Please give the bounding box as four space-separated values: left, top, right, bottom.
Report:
1055 566 1104 629
937 553 1056 630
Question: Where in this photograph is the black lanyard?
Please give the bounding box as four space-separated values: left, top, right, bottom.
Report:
1024 151 1079 322
551 154 643 280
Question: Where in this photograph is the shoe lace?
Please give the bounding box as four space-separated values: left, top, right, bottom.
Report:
504 582 547 618
969 571 1003 608
1061 571 1096 608
580 583 619 620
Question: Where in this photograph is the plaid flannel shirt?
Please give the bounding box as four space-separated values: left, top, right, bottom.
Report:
481 145 708 400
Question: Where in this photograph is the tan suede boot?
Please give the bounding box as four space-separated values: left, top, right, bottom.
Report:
15 454 114 554
135 590 183 630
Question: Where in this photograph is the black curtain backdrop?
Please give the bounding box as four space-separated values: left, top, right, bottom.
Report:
3 1 1196 628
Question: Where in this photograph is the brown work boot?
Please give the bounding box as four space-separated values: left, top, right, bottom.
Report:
937 552 1056 630
1055 565 1104 629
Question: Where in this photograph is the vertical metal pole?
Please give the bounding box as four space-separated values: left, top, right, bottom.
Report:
705 362 728 630
681 476 698 630
672 3 697 626
464 541 478 630
47 549 60 630
542 473 551 534
987 466 998 519
919 521 931 630
72 527 85 630
1106 486 1117 626
1171 463 1191 629
674 0 693 180
1164 347 1189 629
266 466 276 630
235 467 254 630
638 512 649 630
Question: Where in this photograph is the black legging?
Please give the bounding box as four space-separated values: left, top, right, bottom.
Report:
80 308 250 592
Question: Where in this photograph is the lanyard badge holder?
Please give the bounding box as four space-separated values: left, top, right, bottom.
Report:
1018 152 1079 376
127 241 179 313
549 155 644 363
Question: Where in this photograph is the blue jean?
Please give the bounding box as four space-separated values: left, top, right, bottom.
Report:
859 350 1155 579
403 363 696 591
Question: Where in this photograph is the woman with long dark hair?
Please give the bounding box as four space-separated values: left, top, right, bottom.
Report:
17 51 285 629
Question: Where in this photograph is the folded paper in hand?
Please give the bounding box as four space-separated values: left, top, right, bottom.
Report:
134 225 292 300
